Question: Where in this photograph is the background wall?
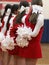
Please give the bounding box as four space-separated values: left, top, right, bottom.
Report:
43 0 49 19
41 0 49 43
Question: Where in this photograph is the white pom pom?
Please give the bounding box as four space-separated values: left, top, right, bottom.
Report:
1 35 15 50
16 26 32 38
16 35 29 48
16 26 33 47
0 32 5 42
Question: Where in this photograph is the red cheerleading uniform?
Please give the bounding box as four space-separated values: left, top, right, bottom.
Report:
8 22 24 55
16 13 44 58
8 13 44 59
0 14 16 52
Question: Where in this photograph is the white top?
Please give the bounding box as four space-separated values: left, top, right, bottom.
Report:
21 13 44 37
21 15 27 26
1 15 9 33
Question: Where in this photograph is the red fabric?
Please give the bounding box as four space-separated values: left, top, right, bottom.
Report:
8 14 43 59
8 22 24 54
10 22 24 43
0 21 4 31
2 0 31 2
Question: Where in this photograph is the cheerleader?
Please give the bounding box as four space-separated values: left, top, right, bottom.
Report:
8 1 32 65
0 4 12 51
0 4 12 65
16 0 44 65
9 0 44 65
1 4 19 65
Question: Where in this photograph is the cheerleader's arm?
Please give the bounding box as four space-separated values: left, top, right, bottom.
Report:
31 14 44 37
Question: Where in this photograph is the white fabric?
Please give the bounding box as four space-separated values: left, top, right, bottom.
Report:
1 16 8 33
32 5 43 14
31 14 44 37
7 14 16 36
1 35 15 50
19 6 30 14
0 32 5 42
25 7 30 14
16 25 32 47
1 14 16 50
6 9 11 16
19 6 25 13
21 15 27 25
16 25 32 37
9 14 16 27
16 35 29 48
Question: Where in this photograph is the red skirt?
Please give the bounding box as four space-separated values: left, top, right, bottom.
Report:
8 40 42 59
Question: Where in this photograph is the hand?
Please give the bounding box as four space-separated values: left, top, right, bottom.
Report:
6 43 17 50
1 46 7 52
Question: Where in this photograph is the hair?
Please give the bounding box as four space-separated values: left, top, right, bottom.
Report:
6 4 19 30
15 10 25 24
29 0 43 24
1 4 12 23
19 1 29 8
16 1 29 24
31 0 43 7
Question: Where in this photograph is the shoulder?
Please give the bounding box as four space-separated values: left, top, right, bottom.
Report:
37 14 44 26
38 14 44 20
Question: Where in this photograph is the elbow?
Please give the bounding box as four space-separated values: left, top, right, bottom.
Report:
32 34 37 37
31 32 39 37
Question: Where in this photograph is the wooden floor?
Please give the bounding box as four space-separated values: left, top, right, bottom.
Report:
37 43 49 65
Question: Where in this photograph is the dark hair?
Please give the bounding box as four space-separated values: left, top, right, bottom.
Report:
6 4 19 30
29 0 43 24
1 4 12 22
29 12 39 24
15 10 25 24
31 0 43 7
15 1 29 24
19 1 29 7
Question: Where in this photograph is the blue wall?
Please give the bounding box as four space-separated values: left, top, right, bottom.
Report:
41 19 49 43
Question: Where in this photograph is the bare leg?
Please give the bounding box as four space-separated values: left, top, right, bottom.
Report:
2 52 11 65
26 59 37 65
0 52 3 65
14 55 26 65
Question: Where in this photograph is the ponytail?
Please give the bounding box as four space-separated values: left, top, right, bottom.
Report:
29 12 39 24
1 4 12 23
15 10 25 24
